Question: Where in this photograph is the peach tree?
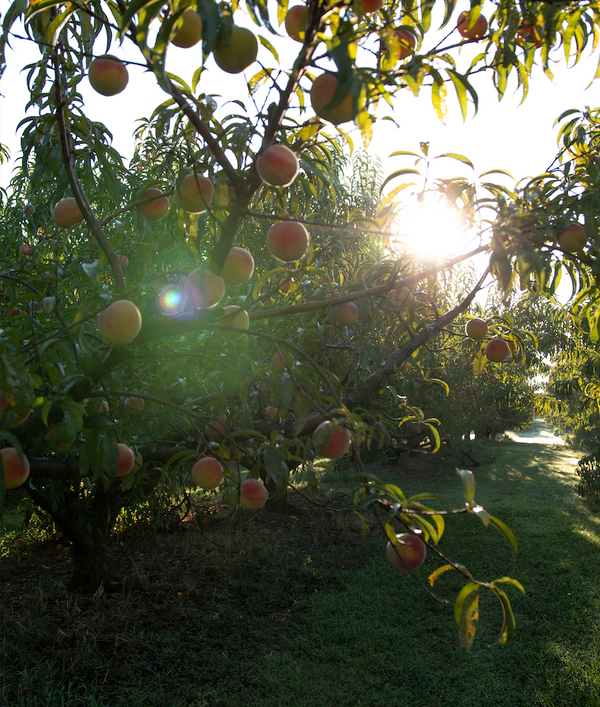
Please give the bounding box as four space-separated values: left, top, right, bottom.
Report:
2 0 600 647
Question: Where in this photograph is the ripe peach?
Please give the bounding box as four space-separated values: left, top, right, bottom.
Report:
24 203 35 214
386 533 427 573
559 223 587 254
334 302 359 326
465 317 488 340
459 390 467 401
221 246 254 285
314 421 351 459
393 28 417 60
267 221 309 261
456 11 488 39
52 197 84 229
484 338 509 363
19 244 33 256
257 145 300 188
1 447 30 489
138 187 170 221
88 54 129 96
391 285 413 306
14 538 25 549
285 5 308 42
171 8 203 48
265 406 278 419
184 269 225 309
240 478 268 509
97 300 142 345
102 443 136 477
124 396 144 411
361 0 383 12
310 73 355 125
191 457 223 489
217 305 250 339
119 255 129 268
175 173 214 213
272 351 295 370
213 26 258 74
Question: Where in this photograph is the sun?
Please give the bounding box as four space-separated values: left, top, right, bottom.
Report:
393 193 467 260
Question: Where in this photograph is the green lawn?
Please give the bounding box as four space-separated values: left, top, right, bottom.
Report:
1 434 599 707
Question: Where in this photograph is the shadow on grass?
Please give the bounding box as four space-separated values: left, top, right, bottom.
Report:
1 435 599 707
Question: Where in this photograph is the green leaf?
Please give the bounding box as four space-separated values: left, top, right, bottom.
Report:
428 563 458 587
492 577 525 595
458 586 479 651
492 586 516 644
435 152 474 169
380 168 421 192
488 514 518 558
457 468 475 504
446 69 479 121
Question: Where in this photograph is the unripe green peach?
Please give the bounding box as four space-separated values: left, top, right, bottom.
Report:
97 300 142 345
171 8 203 48
213 26 258 74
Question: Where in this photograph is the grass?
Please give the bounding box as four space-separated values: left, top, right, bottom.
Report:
1 424 599 706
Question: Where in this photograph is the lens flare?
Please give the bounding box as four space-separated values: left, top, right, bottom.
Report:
159 287 184 314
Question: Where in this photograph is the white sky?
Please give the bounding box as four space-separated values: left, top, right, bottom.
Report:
1 1 599 192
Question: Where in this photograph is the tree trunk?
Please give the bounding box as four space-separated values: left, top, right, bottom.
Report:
68 536 109 593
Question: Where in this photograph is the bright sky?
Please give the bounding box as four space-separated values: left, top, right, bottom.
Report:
1 2 598 203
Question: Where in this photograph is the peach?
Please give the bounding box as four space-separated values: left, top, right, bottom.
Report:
386 533 427 573
119 255 129 268
102 443 136 477
484 338 509 363
88 54 129 96
19 244 33 256
334 302 359 326
257 145 300 188
391 285 413 306
240 478 268 509
97 300 142 345
310 73 355 125
175 173 214 213
48 427 73 455
138 187 170 221
184 269 225 309
272 351 295 370
456 11 488 39
124 396 144 411
213 26 258 74
559 223 587 253
465 318 488 340
216 305 250 339
267 221 309 261
207 414 229 440
52 197 84 229
191 457 223 489
221 246 255 285
265 406 278 419
1 447 30 489
285 5 308 42
14 538 25 549
361 0 383 12
392 28 417 60
24 203 35 214
314 421 351 459
171 8 203 48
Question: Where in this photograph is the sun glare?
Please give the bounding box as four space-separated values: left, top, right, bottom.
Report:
394 194 467 260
